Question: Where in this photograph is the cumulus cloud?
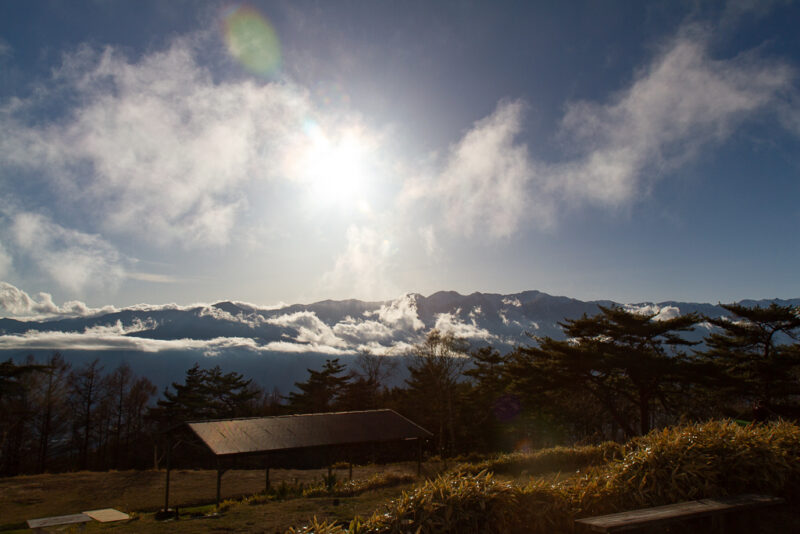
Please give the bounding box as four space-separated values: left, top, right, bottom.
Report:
434 312 496 341
367 293 425 331
550 28 795 206
0 36 370 249
0 281 117 319
266 310 347 348
332 317 394 343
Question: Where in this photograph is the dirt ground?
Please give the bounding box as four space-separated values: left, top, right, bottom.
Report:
0 462 424 528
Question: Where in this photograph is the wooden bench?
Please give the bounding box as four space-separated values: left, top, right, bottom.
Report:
575 494 785 532
26 513 92 533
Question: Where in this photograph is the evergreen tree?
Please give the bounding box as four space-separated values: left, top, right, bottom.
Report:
463 346 512 451
337 352 397 411
154 363 258 424
404 330 469 456
0 357 45 475
510 306 699 437
286 358 350 413
701 302 800 413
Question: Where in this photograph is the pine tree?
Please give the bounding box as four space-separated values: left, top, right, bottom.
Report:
286 359 350 413
154 363 258 424
510 306 699 437
404 330 469 456
701 302 800 412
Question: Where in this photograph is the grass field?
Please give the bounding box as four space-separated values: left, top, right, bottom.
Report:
0 462 427 532
3 422 799 533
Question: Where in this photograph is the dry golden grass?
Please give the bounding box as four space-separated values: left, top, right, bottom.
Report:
3 421 799 533
0 462 422 528
289 420 800 534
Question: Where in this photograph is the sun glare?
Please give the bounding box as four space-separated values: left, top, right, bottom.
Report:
299 121 372 212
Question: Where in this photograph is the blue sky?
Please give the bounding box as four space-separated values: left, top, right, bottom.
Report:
1 0 799 316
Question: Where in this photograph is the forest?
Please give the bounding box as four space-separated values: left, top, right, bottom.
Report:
1 302 798 476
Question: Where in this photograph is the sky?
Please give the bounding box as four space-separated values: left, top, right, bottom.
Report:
1 0 799 317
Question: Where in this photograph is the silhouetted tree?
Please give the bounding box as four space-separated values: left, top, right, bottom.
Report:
510 306 699 437
31 352 71 472
154 363 259 425
404 330 468 455
0 357 46 475
701 302 800 415
69 359 104 470
286 358 350 413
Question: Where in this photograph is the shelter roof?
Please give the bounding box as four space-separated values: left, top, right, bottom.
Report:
185 409 432 457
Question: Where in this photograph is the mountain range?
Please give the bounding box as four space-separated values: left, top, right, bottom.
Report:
1 290 798 392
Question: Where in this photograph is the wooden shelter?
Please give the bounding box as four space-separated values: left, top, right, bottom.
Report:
163 409 432 510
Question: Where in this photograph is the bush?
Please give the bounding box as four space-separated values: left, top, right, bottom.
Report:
459 441 623 476
303 472 417 498
287 420 800 534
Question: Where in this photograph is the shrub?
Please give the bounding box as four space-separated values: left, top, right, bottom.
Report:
303 472 417 498
459 441 623 476
287 420 800 534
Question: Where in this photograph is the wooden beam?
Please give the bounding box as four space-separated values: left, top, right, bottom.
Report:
575 494 784 532
216 461 223 508
416 438 422 476
163 437 171 512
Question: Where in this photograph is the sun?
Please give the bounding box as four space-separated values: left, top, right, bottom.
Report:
299 121 372 212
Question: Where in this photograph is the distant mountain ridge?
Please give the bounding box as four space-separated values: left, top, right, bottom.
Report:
1 290 798 391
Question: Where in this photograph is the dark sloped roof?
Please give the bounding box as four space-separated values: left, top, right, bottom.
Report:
186 409 432 456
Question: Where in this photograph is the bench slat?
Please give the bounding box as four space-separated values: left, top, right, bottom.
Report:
575 494 784 532
27 513 92 528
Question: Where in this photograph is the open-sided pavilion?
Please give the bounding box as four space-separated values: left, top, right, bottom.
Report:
163 409 432 510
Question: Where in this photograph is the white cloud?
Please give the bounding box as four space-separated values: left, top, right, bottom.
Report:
368 293 425 331
323 225 397 300
434 312 496 341
0 328 266 353
403 100 546 237
0 281 117 319
126 272 186 284
502 297 522 307
623 303 682 322
419 225 438 256
7 211 125 293
0 36 375 249
266 310 347 348
332 316 394 342
400 27 797 239
550 28 795 207
0 241 11 279
262 340 353 356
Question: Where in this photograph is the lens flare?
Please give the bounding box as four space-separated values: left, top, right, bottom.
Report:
223 5 281 76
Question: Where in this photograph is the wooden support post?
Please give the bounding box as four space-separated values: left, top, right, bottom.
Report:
163 438 171 512
348 461 353 481
417 438 422 476
216 462 223 509
265 466 270 492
